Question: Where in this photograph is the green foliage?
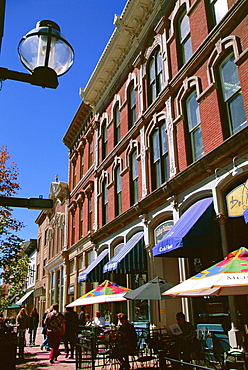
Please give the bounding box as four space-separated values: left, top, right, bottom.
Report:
0 146 28 311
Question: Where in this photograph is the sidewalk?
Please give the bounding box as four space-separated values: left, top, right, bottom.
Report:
16 327 76 370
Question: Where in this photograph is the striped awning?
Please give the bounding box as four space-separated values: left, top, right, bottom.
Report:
78 249 108 282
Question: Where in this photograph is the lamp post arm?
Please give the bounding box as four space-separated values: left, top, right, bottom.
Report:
0 66 58 89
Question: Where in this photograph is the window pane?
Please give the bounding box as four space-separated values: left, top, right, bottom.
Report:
116 168 122 193
180 14 190 41
152 130 160 162
187 93 200 131
183 37 193 63
161 124 168 155
132 152 138 179
213 0 228 24
229 93 247 134
221 57 241 101
149 58 156 82
193 126 204 160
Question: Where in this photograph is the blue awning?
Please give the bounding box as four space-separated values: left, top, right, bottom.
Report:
244 208 248 224
153 198 221 258
103 231 146 273
78 249 109 282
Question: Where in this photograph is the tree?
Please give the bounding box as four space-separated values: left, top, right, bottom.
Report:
0 147 29 310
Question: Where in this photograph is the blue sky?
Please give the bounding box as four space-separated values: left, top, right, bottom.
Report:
0 0 127 241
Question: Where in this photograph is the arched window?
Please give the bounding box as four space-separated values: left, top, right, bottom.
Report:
218 55 247 137
178 11 192 67
185 91 204 162
102 179 108 226
115 166 122 216
207 0 228 29
114 104 121 146
130 150 139 205
151 120 169 190
148 48 163 105
102 120 108 160
128 82 136 129
88 136 93 168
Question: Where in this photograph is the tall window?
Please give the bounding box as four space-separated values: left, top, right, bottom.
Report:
151 121 169 190
130 150 139 205
88 136 93 168
114 104 121 146
79 206 84 237
208 0 228 28
219 55 247 137
88 196 93 231
71 213 75 245
72 161 77 188
148 49 163 105
185 91 204 162
80 150 84 178
128 83 136 128
115 166 122 216
102 179 108 225
178 12 192 67
102 120 108 161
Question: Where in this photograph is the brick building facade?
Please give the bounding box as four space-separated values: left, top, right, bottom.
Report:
36 0 247 328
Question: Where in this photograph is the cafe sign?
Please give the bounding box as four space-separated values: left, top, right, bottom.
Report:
226 180 248 217
154 220 174 244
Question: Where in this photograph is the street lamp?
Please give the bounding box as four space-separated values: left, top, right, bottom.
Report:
0 20 74 89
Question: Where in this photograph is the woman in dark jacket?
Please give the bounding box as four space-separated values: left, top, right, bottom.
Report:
28 307 39 345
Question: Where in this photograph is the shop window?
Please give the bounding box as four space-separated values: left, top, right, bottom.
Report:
177 11 192 68
185 91 204 163
151 120 169 190
114 104 121 146
115 166 122 216
128 82 136 128
102 178 108 225
102 120 108 160
130 150 139 205
70 260 75 274
218 55 247 137
207 0 228 29
148 48 163 105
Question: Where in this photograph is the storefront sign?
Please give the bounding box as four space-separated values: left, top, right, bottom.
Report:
226 180 248 217
154 220 174 244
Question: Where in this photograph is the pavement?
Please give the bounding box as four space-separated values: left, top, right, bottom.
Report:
15 327 76 370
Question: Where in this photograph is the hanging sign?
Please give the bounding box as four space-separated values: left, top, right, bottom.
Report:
226 180 248 217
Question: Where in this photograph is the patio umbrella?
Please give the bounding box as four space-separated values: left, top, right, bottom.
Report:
162 246 248 297
124 276 174 321
67 280 131 307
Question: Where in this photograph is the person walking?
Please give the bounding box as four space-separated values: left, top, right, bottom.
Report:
16 308 29 346
44 303 65 364
28 307 39 345
40 308 51 351
63 306 79 359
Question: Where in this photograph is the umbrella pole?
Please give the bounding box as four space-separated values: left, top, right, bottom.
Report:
158 300 161 322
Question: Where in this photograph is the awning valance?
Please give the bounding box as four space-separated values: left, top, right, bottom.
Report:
152 198 221 258
16 289 34 305
103 231 146 273
78 249 108 282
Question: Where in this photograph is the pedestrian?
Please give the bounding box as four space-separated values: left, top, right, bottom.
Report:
78 305 87 327
44 303 65 364
40 308 51 351
28 307 39 345
16 307 29 346
85 313 92 326
63 306 79 359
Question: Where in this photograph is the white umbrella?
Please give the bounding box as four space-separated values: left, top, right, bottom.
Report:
162 247 248 297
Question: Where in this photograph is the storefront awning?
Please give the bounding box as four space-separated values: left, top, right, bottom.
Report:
78 249 109 282
16 289 34 305
152 198 221 258
103 231 146 273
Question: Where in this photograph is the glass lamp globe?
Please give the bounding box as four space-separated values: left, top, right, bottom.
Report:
18 20 74 76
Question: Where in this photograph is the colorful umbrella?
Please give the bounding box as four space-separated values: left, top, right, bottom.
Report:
67 280 131 307
162 247 248 297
